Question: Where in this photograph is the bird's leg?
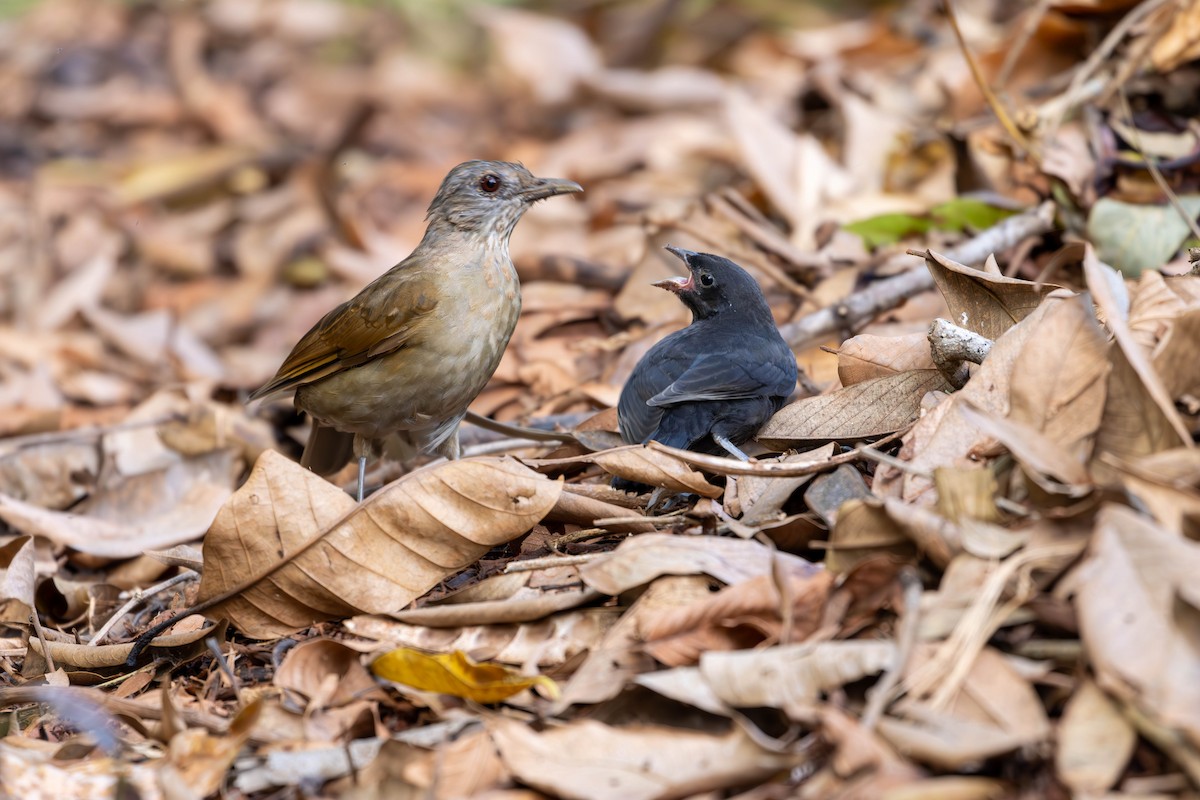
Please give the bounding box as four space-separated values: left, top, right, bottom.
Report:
713 434 751 462
353 434 371 502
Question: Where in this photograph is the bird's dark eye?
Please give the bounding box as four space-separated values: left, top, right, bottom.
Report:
479 174 501 193
699 272 715 287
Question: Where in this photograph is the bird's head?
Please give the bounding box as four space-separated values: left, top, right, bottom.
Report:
426 160 582 239
655 246 775 322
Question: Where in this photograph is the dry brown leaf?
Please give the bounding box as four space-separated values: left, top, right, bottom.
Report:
546 487 655 534
198 451 562 638
586 446 722 498
800 706 924 799
872 290 1047 502
1152 0 1200 71
161 700 262 800
488 716 799 800
0 536 36 625
0 738 163 800
1153 306 1200 399
0 441 98 510
1056 678 1136 794
757 369 951 447
29 620 227 669
825 498 920 573
837 332 937 386
475 7 600 105
528 444 721 498
345 607 620 669
555 575 711 710
578 533 814 596
0 450 237 559
733 444 837 525
697 640 896 719
959 403 1091 493
641 564 833 665
880 647 1051 769
1073 504 1200 745
1084 249 1192 450
274 639 388 742
1108 448 1200 536
1008 293 1110 456
923 249 1061 341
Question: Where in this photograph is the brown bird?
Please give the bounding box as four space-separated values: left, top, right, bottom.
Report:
250 160 582 500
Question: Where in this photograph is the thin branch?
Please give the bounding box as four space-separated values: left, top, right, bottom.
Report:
778 202 1055 352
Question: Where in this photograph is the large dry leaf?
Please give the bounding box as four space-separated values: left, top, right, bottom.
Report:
641 565 834 665
528 444 721 497
923 249 1061 341
488 716 799 800
1055 678 1136 794
1111 448 1200 536
880 647 1051 769
697 640 896 719
1008 293 1110 456
1084 248 1192 450
872 291 1049 502
1153 306 1200 399
757 369 951 447
578 533 816 596
1073 503 1200 744
345 607 620 668
0 450 237 558
825 498 919 573
198 451 562 638
959 404 1091 493
837 332 936 386
556 576 712 710
0 536 35 624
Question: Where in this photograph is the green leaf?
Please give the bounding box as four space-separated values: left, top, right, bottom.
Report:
843 213 933 249
930 198 1018 233
1087 196 1200 276
844 199 1018 250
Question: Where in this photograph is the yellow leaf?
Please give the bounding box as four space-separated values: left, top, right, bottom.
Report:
371 648 560 703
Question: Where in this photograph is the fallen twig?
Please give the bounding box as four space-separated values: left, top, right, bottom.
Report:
779 202 1056 352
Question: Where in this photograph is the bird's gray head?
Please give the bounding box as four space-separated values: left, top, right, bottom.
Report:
655 246 776 323
426 160 582 238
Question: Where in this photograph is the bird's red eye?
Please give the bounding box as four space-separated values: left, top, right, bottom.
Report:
480 174 501 193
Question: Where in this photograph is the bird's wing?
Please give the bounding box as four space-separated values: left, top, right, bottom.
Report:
248 268 440 401
647 352 794 408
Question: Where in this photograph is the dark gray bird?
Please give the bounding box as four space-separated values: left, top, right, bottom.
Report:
617 246 797 461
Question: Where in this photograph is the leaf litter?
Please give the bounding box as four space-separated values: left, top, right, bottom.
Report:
2 0 1200 798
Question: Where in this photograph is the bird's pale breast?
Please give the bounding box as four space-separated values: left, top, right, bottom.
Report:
296 252 521 450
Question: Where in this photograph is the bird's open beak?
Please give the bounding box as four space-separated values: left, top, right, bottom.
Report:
656 245 699 292
653 275 693 293
521 177 584 202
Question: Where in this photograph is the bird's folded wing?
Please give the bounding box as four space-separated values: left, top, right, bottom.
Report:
248 271 439 401
647 353 792 407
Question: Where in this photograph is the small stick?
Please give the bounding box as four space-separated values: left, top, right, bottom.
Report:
778 203 1056 352
504 553 604 573
90 571 198 647
648 430 907 477
29 613 56 674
